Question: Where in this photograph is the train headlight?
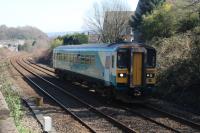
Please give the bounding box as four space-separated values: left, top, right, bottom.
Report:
146 73 154 78
118 73 126 78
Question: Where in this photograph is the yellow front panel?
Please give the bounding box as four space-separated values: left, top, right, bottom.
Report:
146 78 156 84
146 68 156 84
133 53 142 86
116 69 128 83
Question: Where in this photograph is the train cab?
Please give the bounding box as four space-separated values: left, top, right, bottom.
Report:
115 45 156 96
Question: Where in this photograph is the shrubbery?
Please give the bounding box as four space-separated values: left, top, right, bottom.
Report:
137 1 200 109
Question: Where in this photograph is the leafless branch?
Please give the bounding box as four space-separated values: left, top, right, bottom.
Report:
84 0 133 43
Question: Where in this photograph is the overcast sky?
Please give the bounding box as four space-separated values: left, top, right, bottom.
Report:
0 0 139 33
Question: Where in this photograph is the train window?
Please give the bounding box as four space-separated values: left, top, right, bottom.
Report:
117 49 129 68
80 55 84 64
60 53 62 60
59 53 62 60
67 54 69 61
85 55 89 64
112 55 114 68
71 54 73 62
73 54 75 62
69 54 72 62
146 49 156 68
62 53 64 60
74 54 78 63
60 53 63 60
57 53 60 60
59 53 61 60
63 54 65 60
91 56 95 64
64 53 67 60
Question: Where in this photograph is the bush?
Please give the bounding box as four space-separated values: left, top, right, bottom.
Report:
50 39 63 49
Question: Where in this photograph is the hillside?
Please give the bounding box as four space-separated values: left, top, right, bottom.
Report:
0 25 48 40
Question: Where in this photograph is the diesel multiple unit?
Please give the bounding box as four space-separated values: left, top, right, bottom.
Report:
53 42 156 99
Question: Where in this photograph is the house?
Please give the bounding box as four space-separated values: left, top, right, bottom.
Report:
0 40 25 51
87 31 101 43
103 11 134 42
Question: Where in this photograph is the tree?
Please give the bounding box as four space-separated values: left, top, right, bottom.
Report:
50 39 63 49
84 0 132 43
62 33 88 45
141 3 176 40
129 0 165 41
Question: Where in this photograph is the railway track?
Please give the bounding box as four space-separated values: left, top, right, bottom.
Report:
11 57 138 133
140 104 200 130
20 58 200 132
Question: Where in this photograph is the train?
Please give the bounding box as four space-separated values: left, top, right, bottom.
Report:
53 42 156 101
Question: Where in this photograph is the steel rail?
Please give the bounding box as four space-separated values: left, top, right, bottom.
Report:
10 58 96 133
15 58 138 133
115 105 181 133
142 104 200 130
22 58 55 78
27 59 54 73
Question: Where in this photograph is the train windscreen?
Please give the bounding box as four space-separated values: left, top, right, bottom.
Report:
146 49 156 68
117 49 129 68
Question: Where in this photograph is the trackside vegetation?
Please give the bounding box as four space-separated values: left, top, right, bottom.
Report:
131 0 200 109
0 62 32 133
50 33 88 49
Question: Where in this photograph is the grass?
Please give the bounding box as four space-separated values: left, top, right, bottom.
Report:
0 61 33 133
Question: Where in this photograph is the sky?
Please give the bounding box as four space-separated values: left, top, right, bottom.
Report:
0 0 139 33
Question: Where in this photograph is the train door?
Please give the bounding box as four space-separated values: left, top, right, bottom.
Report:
130 50 144 87
104 54 111 86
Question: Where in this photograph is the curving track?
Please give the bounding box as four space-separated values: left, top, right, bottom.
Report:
11 57 137 133
11 57 200 133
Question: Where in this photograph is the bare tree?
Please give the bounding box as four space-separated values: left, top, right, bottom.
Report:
84 0 133 43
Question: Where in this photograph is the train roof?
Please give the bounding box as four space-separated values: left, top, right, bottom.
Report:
54 42 155 52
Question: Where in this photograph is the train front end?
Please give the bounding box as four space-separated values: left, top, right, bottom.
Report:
115 45 156 96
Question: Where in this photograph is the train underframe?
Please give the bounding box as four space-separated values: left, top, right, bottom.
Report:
55 68 154 103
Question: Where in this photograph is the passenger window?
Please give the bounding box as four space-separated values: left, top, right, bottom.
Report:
91 56 95 64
